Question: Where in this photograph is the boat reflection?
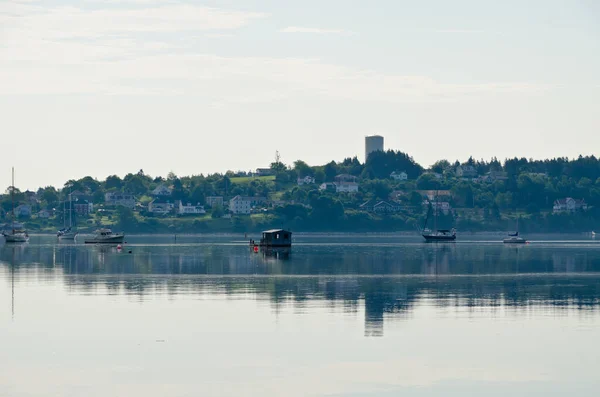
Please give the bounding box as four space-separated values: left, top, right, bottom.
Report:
2 242 600 337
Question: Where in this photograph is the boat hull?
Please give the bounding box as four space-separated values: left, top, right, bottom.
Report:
3 233 29 243
423 234 456 242
503 238 527 244
84 235 124 244
58 232 78 240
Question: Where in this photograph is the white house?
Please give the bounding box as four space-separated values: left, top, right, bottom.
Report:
152 184 172 197
178 202 206 215
553 198 587 214
38 209 51 218
229 196 253 214
456 165 478 179
148 200 175 215
105 192 136 209
297 176 316 186
334 174 359 193
335 182 359 193
390 171 408 181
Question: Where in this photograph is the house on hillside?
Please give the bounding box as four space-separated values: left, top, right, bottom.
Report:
334 174 359 193
390 171 408 181
255 168 274 176
297 176 316 186
152 184 172 197
104 192 136 209
456 165 478 179
177 201 206 216
38 209 51 219
553 198 587 214
15 204 32 218
229 196 268 215
73 200 93 216
417 190 453 202
205 196 224 208
148 200 175 215
360 200 401 214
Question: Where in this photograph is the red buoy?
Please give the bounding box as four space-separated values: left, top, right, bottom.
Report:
253 246 259 253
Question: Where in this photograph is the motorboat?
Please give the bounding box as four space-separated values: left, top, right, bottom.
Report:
84 228 125 244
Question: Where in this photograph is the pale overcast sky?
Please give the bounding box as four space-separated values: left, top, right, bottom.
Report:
1 0 599 190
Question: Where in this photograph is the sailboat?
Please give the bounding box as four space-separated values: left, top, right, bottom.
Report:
421 195 456 242
2 168 30 243
57 190 77 240
503 218 527 244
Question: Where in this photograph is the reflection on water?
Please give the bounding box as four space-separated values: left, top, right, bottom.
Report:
2 237 600 338
2 236 600 397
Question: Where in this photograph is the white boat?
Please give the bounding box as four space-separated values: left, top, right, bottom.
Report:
57 227 77 240
2 229 29 243
3 168 29 244
503 218 527 244
503 235 527 244
84 228 125 244
57 189 77 240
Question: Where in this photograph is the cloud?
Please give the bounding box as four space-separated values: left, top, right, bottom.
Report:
281 26 347 34
0 1 547 103
0 2 267 40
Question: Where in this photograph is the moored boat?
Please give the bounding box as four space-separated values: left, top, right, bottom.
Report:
57 227 78 240
421 193 456 242
2 229 29 243
84 228 125 244
503 218 527 244
57 190 77 240
251 229 292 248
503 235 527 244
422 228 457 242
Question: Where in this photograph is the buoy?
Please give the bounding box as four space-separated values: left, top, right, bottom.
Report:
253 246 259 253
117 244 122 250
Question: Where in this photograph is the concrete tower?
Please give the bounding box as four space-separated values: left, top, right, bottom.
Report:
365 135 384 162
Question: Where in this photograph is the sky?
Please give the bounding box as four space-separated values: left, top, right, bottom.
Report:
1 0 599 190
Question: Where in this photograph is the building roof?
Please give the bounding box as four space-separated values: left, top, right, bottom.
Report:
262 229 292 234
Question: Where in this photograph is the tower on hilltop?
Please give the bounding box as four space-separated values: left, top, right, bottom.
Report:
365 135 384 162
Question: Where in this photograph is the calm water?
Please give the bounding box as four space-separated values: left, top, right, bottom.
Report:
1 234 600 397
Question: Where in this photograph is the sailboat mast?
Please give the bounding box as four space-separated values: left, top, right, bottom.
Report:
63 196 66 228
434 190 438 232
11 167 15 233
69 188 72 228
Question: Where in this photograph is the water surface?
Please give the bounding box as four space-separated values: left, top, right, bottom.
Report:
1 234 599 396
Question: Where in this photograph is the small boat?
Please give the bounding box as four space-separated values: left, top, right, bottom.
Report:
84 228 125 244
503 234 527 244
57 227 77 240
592 231 596 238
57 190 77 240
3 167 29 244
421 194 456 242
422 228 457 242
251 229 292 248
2 228 29 243
503 218 527 244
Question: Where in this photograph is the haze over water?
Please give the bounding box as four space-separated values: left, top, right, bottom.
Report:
1 234 600 396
